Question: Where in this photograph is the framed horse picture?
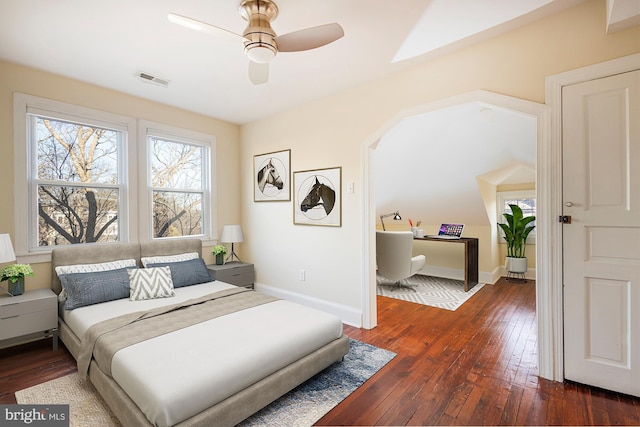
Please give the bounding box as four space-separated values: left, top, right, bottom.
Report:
293 166 342 227
254 149 291 202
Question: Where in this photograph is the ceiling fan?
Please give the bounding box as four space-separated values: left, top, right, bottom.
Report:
168 0 344 85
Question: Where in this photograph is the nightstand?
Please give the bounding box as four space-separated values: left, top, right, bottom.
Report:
0 289 58 350
207 262 254 289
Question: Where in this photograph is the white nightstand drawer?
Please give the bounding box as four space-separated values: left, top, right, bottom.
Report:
0 309 57 341
0 289 59 349
0 296 53 318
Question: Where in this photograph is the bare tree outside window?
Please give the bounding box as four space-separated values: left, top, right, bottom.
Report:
150 137 205 238
21 97 214 251
35 117 121 246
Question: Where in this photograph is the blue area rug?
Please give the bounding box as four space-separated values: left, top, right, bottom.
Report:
238 338 396 426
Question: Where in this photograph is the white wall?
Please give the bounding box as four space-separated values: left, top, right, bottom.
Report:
241 0 640 328
240 0 640 327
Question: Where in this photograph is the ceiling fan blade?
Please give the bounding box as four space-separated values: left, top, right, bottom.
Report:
275 23 344 52
248 61 269 85
167 13 246 42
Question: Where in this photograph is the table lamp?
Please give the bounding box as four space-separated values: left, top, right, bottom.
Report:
0 234 16 264
221 225 244 263
0 234 17 296
379 211 402 231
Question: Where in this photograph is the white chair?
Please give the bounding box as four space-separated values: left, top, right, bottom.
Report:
376 230 426 291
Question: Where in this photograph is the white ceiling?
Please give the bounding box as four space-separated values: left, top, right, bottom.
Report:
375 102 537 227
2 1 636 226
0 0 600 125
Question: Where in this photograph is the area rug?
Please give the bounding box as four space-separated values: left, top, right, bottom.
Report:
15 339 395 427
377 273 486 311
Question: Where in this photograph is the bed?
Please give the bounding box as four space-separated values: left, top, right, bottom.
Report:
51 239 349 427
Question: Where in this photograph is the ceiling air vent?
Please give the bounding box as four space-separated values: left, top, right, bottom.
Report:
137 72 169 88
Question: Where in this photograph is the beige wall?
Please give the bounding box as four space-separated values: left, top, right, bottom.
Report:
2 0 637 321
0 61 241 290
241 0 640 319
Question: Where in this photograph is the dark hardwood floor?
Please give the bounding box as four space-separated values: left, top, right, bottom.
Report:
317 278 640 426
1 278 639 425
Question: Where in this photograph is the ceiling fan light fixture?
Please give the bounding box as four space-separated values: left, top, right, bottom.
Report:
245 44 276 63
168 0 343 85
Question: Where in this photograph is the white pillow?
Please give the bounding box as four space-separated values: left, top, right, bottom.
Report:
140 252 199 268
55 259 138 276
55 259 137 302
128 267 175 301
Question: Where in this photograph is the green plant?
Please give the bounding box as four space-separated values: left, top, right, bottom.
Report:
1 264 34 283
498 204 536 258
212 245 227 256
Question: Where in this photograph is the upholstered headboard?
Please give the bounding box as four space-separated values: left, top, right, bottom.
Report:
50 239 202 295
140 239 202 258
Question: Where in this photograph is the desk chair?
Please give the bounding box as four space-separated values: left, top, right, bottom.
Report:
376 231 426 291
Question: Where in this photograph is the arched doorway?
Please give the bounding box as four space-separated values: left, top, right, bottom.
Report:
361 89 550 375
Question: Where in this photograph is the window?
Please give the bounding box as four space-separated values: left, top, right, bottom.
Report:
147 133 210 239
32 115 125 247
497 190 536 243
14 94 216 260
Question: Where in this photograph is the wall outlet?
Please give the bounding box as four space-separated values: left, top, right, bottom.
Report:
299 269 306 281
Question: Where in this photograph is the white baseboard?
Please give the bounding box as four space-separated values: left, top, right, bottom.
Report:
485 267 502 285
497 266 537 280
418 265 462 281
254 282 363 328
418 266 505 285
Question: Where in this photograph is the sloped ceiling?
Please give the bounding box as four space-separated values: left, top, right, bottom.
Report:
375 102 537 226
0 0 593 125
606 0 640 33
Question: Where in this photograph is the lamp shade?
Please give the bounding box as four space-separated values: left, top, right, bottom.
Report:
220 225 244 243
0 234 16 263
379 211 402 231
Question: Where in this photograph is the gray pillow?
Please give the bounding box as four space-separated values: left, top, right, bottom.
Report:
147 258 213 288
60 267 136 310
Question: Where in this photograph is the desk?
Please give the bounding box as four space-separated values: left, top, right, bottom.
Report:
413 236 479 292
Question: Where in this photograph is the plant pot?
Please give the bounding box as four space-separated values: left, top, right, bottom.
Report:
215 254 224 265
8 277 25 296
505 257 528 274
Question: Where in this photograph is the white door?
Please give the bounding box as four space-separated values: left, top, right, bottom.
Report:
562 70 640 397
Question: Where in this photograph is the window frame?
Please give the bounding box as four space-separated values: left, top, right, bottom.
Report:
139 121 215 242
496 189 537 245
13 94 216 263
29 112 129 249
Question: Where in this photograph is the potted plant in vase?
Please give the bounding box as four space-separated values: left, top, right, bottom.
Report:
498 204 535 279
1 264 34 296
212 245 227 265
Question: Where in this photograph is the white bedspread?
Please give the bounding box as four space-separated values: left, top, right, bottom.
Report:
62 283 344 427
62 281 236 339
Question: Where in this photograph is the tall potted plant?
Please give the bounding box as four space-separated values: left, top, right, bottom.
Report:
498 204 535 275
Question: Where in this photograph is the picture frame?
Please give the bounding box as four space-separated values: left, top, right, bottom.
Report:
254 149 291 202
293 167 342 227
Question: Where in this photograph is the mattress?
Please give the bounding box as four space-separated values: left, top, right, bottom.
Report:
63 282 344 427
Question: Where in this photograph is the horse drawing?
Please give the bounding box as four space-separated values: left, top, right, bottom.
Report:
300 177 335 215
257 159 283 193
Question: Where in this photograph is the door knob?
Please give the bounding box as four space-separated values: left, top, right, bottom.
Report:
565 202 574 207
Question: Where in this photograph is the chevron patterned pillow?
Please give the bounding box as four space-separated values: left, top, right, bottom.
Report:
128 266 175 301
